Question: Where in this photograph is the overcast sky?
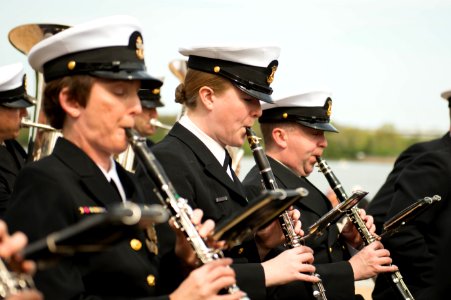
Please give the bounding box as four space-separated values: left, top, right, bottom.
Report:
2 0 451 133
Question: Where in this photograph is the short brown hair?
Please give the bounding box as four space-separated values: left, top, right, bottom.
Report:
261 122 295 150
43 75 94 129
175 69 231 109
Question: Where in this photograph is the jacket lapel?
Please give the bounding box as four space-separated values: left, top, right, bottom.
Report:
169 123 247 203
3 140 27 170
268 156 329 217
441 133 451 149
0 146 17 178
267 156 339 249
52 138 123 207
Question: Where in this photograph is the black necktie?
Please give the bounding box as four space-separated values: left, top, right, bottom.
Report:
223 149 246 197
109 179 121 200
223 149 232 171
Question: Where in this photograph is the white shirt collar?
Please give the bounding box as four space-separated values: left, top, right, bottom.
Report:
98 156 127 202
179 115 233 179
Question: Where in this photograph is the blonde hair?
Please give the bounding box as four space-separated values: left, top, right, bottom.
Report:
175 69 231 109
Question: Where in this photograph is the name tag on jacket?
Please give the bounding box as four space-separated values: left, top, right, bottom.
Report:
215 196 228 203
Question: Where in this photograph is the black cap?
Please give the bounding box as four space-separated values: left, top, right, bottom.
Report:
179 46 281 103
0 63 35 108
259 91 339 133
139 78 164 108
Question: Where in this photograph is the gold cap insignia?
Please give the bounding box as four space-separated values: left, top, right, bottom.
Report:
267 65 277 84
136 36 144 60
213 66 221 73
326 99 332 117
152 88 160 95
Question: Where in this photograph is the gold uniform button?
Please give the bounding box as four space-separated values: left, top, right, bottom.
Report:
67 60 76 70
238 248 244 254
130 239 142 251
329 247 333 253
147 274 156 286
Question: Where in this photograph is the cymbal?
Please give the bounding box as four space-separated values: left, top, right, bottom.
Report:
8 23 69 55
213 188 308 248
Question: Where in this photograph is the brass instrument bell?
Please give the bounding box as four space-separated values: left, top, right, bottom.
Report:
9 23 69 161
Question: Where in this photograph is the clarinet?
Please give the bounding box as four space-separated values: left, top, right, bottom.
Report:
316 156 415 300
125 128 249 300
0 259 35 299
382 195 441 239
246 127 327 300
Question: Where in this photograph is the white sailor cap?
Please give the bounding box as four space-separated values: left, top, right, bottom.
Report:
179 46 280 103
0 63 35 108
28 15 160 88
440 90 451 108
259 91 339 133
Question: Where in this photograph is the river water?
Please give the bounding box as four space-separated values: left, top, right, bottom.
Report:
238 157 395 202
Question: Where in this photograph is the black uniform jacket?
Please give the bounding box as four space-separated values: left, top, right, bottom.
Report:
367 133 451 234
5 138 170 300
429 207 451 300
371 145 451 300
142 123 266 300
243 156 356 300
0 139 27 216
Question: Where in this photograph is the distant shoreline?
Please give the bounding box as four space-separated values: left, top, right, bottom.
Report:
356 156 396 164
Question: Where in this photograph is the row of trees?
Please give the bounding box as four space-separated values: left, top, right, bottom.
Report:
152 116 437 160
18 116 436 161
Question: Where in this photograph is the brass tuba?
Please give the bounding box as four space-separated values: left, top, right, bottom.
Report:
9 23 69 160
20 118 61 161
115 145 136 173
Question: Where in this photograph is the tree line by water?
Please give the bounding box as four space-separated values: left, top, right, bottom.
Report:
150 116 439 160
18 115 439 161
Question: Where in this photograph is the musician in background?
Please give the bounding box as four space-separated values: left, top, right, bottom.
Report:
134 79 165 147
367 91 451 235
0 63 35 217
0 220 42 300
139 46 320 300
368 92 451 299
243 92 398 300
4 16 241 300
430 209 451 300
